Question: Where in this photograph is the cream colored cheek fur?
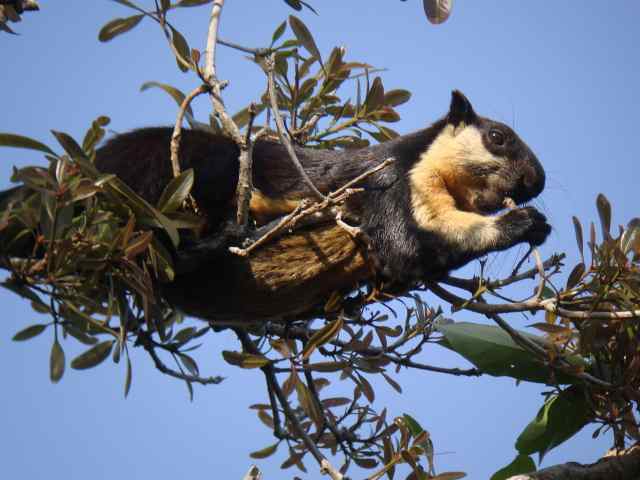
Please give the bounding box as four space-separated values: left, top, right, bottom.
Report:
408 124 505 251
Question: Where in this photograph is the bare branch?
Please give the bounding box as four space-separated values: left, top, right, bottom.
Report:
170 84 209 178
264 53 326 201
204 0 224 85
235 329 343 480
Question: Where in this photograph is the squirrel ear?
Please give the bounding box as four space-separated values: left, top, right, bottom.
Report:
448 90 478 127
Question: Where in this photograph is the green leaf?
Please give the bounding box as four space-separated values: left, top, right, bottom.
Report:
170 26 191 72
302 318 343 360
176 0 213 6
384 89 412 107
288 15 323 67
98 15 144 42
250 442 279 459
124 356 132 398
572 216 584 262
140 81 194 123
271 20 287 46
437 322 585 384
0 133 56 155
490 454 536 480
566 262 585 290
222 351 270 369
50 130 86 159
71 341 114 370
402 413 424 437
157 169 194 213
516 386 591 460
50 340 65 383
596 193 611 239
12 324 47 341
364 77 385 113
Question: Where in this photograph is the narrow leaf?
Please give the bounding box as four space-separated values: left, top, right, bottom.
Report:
250 442 279 459
177 0 213 6
98 15 144 42
222 351 270 369
50 340 65 383
289 15 323 67
596 193 611 239
140 81 194 121
572 216 584 262
0 133 55 155
124 356 132 397
12 324 47 341
157 169 194 213
302 318 343 360
271 20 287 46
71 340 114 370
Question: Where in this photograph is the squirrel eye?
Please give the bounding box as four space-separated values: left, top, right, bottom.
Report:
489 129 505 146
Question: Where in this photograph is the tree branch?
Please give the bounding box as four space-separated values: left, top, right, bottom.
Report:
170 84 209 178
508 445 640 480
264 53 326 201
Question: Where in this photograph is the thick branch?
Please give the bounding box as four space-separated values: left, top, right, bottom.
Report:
508 446 640 480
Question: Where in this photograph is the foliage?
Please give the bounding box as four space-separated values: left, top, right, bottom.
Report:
1 1 639 479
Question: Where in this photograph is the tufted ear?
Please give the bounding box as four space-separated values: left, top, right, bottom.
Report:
447 90 478 127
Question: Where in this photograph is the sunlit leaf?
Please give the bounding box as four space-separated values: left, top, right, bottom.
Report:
170 26 191 72
289 15 323 67
222 351 270 369
0 133 55 155
437 322 586 384
515 386 591 460
490 454 536 480
140 81 195 123
302 317 343 360
271 20 287 46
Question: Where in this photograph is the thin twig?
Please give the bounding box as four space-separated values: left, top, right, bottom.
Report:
264 53 326 201
170 84 210 178
141 335 224 385
229 158 394 257
235 329 344 480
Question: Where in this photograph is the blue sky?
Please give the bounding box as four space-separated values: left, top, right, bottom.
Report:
0 1 638 479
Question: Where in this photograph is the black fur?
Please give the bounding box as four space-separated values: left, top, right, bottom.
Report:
94 91 550 287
